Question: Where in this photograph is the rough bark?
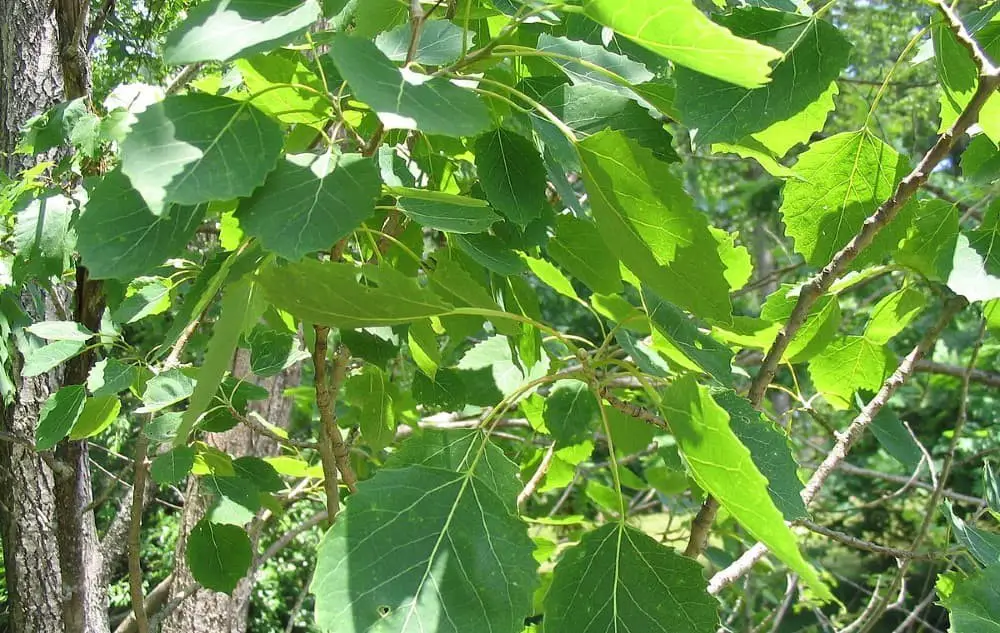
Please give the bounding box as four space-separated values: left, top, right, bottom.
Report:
0 2 69 631
1 0 106 630
161 351 301 633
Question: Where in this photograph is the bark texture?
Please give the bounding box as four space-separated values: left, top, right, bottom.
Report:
1 0 106 630
0 2 69 631
162 351 301 633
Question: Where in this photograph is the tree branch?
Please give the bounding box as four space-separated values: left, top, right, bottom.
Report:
127 428 151 633
707 297 966 594
688 0 1000 558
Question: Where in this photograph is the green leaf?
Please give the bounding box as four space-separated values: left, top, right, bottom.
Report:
407 318 440 378
204 473 262 524
13 193 75 280
712 390 806 521
863 286 926 344
69 395 121 440
237 152 380 261
248 328 308 377
25 321 93 342
582 0 783 89
177 279 258 444
949 233 1000 303
78 170 206 280
933 11 1000 144
474 129 547 226
393 188 500 233
87 358 137 397
344 365 397 451
946 502 1000 566
963 134 1000 184
120 94 283 214
112 278 172 324
150 446 197 484
646 291 733 384
808 336 894 410
939 565 1000 633
145 413 184 444
139 368 196 413
547 215 622 295
22 340 85 377
897 200 959 282
329 34 491 137
578 130 732 323
535 34 653 96
522 255 579 301
164 0 322 64
675 9 850 146
540 83 678 164
545 523 719 633
751 81 839 157
662 376 831 600
310 466 537 633
233 456 285 492
985 461 1000 516
36 385 87 451
375 19 471 65
779 130 910 267
457 335 550 398
543 379 599 446
258 260 454 328
236 50 331 125
450 233 527 275
17 98 90 155
385 429 522 507
759 286 842 363
870 409 922 471
186 519 253 594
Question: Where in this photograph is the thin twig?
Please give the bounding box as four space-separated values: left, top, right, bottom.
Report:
313 331 354 525
518 443 556 507
798 520 935 560
164 63 203 96
127 425 151 633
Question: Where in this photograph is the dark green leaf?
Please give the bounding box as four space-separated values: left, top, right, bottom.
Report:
543 379 599 446
547 214 622 295
870 409 923 471
386 429 522 507
186 519 253 594
111 279 172 325
897 200 959 282
249 328 309 377
237 152 380 261
344 365 396 451
87 358 137 397
78 170 206 280
258 260 454 327
933 12 1000 144
310 466 537 633
329 34 491 137
474 129 547 226
946 502 1000 566
536 34 653 96
233 456 285 493
394 188 501 233
150 446 197 484
36 385 87 451
645 292 733 384
13 193 75 281
450 233 527 275
164 0 322 64
675 9 850 147
545 523 719 633
120 94 283 214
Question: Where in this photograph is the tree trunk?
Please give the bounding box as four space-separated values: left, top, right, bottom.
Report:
0 3 70 631
162 351 301 633
1 0 106 630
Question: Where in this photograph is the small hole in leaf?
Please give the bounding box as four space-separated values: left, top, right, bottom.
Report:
377 606 391 617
